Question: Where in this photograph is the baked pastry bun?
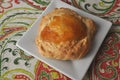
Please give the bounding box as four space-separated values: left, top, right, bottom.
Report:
35 7 96 60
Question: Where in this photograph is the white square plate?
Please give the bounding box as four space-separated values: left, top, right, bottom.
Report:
16 0 112 80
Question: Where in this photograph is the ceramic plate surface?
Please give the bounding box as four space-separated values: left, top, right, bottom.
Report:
16 0 112 79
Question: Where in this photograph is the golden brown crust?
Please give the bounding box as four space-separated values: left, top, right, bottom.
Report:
35 7 96 60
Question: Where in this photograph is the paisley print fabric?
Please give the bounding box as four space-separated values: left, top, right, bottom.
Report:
0 0 120 80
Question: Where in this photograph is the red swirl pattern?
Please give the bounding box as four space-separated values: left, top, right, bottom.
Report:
89 31 120 80
35 61 71 80
14 74 30 80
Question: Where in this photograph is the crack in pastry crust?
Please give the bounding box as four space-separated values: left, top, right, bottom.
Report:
35 8 96 60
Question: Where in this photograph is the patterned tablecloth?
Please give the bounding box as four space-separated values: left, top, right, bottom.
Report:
0 0 120 80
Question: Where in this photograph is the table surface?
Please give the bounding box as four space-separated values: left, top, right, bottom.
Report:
0 0 120 80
